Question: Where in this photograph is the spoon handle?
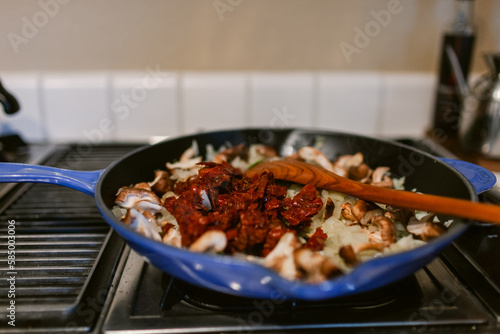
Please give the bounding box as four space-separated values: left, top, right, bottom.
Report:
247 160 500 224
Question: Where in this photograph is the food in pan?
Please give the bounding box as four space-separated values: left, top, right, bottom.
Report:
113 142 449 283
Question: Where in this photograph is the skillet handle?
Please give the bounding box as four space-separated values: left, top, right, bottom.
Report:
0 163 104 196
440 158 496 194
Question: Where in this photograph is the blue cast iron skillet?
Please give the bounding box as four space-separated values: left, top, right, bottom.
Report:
0 128 495 300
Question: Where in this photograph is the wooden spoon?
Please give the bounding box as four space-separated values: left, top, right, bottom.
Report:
246 159 500 224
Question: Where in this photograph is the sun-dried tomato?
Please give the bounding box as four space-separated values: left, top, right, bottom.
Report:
281 184 323 228
305 227 328 251
230 209 269 253
225 228 238 241
163 162 322 256
262 220 291 257
163 196 208 245
198 161 240 189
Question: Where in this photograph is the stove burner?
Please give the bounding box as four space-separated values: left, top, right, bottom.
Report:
161 273 417 313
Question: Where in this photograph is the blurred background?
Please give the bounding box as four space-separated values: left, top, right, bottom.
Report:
0 0 499 143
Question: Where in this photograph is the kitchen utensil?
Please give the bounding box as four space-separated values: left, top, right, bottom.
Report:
0 128 493 300
247 159 500 223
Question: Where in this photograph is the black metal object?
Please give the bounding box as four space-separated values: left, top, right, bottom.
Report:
0 78 26 162
0 79 20 115
0 134 28 163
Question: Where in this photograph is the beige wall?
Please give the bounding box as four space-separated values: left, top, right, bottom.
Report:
1 0 499 73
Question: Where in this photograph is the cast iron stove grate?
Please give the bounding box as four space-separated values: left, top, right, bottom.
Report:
104 249 493 333
0 144 140 333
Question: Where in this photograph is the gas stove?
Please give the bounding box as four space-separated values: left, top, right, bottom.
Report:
0 139 499 333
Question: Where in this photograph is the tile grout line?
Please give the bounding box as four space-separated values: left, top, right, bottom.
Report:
245 73 252 127
311 71 320 128
375 73 386 137
177 72 185 135
38 72 50 143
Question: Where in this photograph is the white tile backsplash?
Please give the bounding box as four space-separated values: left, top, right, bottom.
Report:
111 72 179 142
250 73 315 128
181 73 248 134
0 73 45 142
379 73 435 138
0 71 439 143
317 72 381 136
42 72 110 143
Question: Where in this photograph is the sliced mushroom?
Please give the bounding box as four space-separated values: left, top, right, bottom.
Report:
351 199 375 221
352 242 386 253
371 166 389 182
134 182 152 191
332 153 365 179
351 199 384 225
115 187 162 213
284 152 304 163
331 166 349 178
321 257 342 279
371 166 393 188
359 170 374 184
335 152 364 168
123 208 162 242
323 197 335 220
406 213 446 241
384 206 414 226
163 228 182 248
263 232 301 280
298 147 337 173
255 144 278 158
180 143 198 162
339 244 358 266
189 230 227 253
371 215 397 244
361 209 385 226
213 144 249 164
142 210 155 221
294 248 341 283
348 163 371 181
150 170 173 196
167 154 203 182
341 202 356 221
166 156 202 170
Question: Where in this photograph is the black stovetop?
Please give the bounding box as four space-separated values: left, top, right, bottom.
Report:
103 247 493 334
0 140 499 333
